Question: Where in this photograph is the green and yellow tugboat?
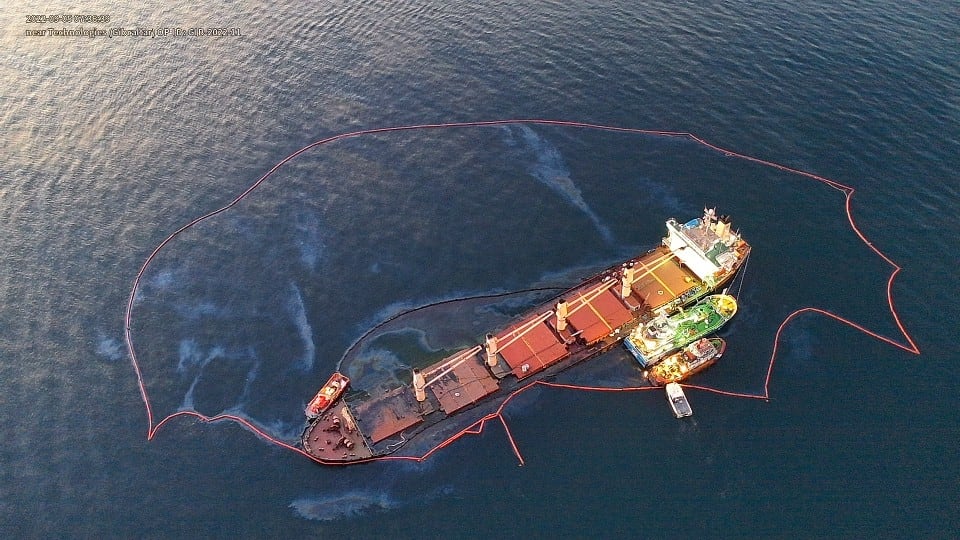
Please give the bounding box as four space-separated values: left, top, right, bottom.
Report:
624 294 737 367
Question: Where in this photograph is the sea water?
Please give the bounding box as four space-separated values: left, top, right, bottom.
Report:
1 0 958 536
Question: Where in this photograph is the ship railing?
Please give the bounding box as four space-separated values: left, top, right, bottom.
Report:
562 251 673 317
489 311 555 353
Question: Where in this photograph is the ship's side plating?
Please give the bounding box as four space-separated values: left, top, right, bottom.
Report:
301 209 749 464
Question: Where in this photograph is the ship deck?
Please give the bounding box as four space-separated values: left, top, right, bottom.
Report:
302 404 374 461
354 386 431 444
303 243 707 461
496 315 569 379
630 246 699 310
430 353 500 414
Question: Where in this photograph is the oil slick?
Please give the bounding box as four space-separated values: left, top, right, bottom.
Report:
506 124 614 243
290 490 399 521
290 485 454 522
174 339 264 419
287 282 315 372
293 210 326 272
95 332 126 361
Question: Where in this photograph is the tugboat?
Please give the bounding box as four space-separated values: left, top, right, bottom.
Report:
646 337 726 386
300 208 750 464
623 294 737 367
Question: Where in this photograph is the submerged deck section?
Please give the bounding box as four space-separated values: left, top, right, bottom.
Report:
430 353 500 413
354 387 428 444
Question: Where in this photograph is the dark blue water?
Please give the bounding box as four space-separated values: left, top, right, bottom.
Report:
2 1 958 536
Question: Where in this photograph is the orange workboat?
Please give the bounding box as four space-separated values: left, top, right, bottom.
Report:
645 337 726 386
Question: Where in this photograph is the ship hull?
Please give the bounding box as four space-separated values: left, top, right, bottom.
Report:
301 210 749 464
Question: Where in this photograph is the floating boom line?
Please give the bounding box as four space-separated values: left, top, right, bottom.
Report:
123 119 920 464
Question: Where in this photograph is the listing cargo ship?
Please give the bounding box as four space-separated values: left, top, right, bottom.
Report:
646 337 726 386
301 208 749 464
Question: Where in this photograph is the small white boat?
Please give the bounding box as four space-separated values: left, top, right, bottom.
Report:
665 382 693 418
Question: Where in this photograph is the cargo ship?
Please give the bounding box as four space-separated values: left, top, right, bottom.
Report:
301 208 749 463
645 337 726 386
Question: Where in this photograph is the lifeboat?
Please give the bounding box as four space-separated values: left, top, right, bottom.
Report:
305 372 350 419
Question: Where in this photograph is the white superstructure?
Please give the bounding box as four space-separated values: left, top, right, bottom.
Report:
664 208 743 284
665 382 693 418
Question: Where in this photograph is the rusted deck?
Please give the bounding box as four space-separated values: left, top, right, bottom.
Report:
430 353 500 413
498 318 569 379
630 246 699 310
302 405 373 461
304 240 710 462
353 386 429 444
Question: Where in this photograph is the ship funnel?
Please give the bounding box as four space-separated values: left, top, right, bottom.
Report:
412 368 426 402
485 333 499 368
715 219 730 241
620 266 635 299
555 300 568 332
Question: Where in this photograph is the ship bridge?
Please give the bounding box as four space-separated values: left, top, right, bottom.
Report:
664 208 740 283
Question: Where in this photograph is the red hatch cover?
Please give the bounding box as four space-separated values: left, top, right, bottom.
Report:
497 321 568 379
567 289 633 344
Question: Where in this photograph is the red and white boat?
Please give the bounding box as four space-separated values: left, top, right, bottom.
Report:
305 372 350 419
